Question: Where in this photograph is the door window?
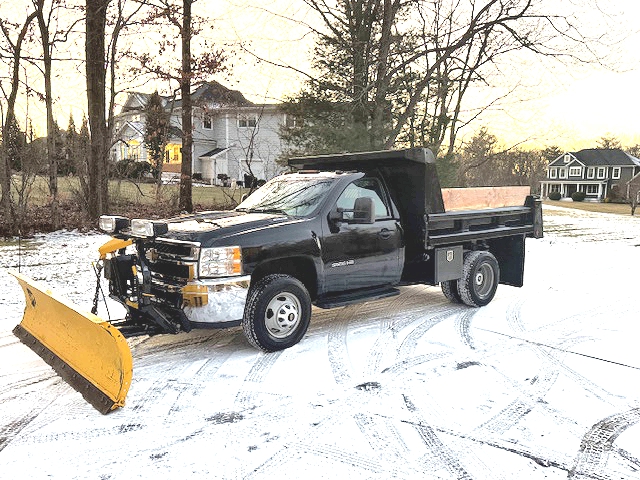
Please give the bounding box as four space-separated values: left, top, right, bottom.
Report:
336 178 390 220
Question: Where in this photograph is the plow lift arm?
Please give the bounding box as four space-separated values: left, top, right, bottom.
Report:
10 239 134 414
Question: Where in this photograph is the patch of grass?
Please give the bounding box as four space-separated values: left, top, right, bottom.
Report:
12 175 249 209
543 200 634 216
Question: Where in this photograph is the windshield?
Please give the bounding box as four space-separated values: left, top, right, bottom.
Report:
236 176 337 217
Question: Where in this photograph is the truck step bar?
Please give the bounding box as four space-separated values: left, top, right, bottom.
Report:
316 286 400 309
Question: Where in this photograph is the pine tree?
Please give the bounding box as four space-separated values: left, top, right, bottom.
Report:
144 91 170 179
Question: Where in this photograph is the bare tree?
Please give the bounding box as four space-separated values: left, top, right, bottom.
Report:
279 0 610 156
597 134 622 150
0 10 37 229
32 0 81 228
127 0 225 212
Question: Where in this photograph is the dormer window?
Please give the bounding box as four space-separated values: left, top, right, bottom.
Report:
563 154 571 163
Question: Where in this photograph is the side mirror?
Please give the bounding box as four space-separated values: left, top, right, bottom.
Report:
352 197 375 224
328 208 345 223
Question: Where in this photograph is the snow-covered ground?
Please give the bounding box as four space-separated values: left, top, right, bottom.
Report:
1 205 640 479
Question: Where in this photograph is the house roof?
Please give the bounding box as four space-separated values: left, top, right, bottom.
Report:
549 148 640 167
200 147 229 158
119 81 253 114
177 81 253 109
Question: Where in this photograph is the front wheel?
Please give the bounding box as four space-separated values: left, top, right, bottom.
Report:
457 251 500 307
242 274 312 352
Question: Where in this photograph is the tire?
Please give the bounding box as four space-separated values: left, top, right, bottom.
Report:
242 274 312 352
457 251 500 307
441 280 463 303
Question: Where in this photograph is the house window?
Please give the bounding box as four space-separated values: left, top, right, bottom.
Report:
550 184 561 193
587 167 595 179
586 184 599 195
559 168 567 179
203 115 212 130
549 169 557 179
612 167 621 179
284 114 303 128
597 167 606 179
563 154 571 163
238 115 258 128
569 166 582 177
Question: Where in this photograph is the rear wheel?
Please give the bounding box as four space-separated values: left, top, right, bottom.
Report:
457 251 500 307
441 280 463 303
242 274 312 352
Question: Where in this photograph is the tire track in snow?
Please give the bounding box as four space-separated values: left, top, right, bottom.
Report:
0 411 42 453
366 298 454 377
402 394 476 479
235 349 283 409
0 378 67 452
569 407 640 479
0 370 57 399
396 306 460 360
128 332 242 415
455 308 479 350
326 303 366 385
353 411 413 475
323 291 465 477
506 299 621 404
472 299 598 437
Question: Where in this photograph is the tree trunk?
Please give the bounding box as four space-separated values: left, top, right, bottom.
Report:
35 0 58 228
179 0 193 213
85 0 109 219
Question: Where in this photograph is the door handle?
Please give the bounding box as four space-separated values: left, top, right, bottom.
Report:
378 228 392 239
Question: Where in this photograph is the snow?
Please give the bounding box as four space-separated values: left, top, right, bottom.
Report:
1 205 640 479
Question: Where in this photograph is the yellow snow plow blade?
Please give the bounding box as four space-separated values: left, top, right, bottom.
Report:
10 270 133 414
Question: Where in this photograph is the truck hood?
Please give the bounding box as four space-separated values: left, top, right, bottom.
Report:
159 210 296 244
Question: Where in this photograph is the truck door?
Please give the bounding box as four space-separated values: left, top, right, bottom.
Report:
322 177 403 292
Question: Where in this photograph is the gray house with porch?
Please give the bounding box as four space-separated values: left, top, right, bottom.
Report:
540 148 640 201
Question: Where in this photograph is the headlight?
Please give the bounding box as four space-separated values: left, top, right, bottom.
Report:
130 219 169 237
199 246 242 278
99 215 130 234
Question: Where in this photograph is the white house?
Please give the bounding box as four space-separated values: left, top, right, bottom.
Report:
111 81 287 185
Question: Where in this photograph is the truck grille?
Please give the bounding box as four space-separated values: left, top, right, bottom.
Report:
144 239 200 285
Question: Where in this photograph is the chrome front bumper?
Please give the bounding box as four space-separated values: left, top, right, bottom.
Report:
182 275 251 325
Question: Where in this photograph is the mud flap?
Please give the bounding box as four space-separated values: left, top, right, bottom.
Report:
9 271 133 414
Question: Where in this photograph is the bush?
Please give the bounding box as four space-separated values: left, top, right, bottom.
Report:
571 191 586 202
548 191 561 201
113 159 152 179
606 185 626 203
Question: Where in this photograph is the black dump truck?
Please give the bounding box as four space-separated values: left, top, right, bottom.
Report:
98 148 543 352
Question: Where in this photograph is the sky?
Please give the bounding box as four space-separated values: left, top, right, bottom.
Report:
3 0 640 152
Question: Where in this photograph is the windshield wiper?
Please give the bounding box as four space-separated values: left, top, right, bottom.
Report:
247 207 288 215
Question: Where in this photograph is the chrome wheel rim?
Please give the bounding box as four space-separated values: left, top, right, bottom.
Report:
265 292 301 339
